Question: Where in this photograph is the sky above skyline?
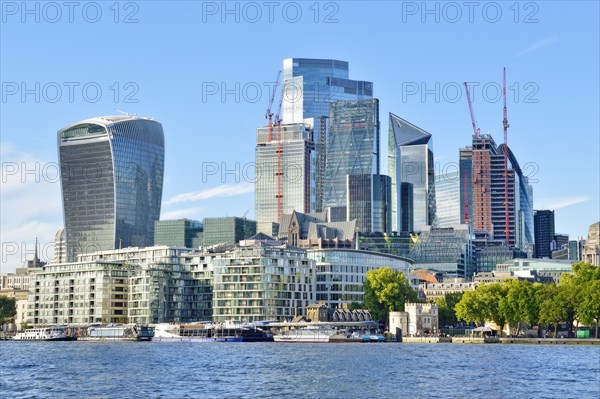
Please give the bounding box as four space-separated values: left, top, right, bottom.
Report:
1 1 599 272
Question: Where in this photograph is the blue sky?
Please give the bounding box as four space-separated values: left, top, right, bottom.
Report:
1 1 599 271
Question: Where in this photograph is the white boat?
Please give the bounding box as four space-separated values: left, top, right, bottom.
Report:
152 321 273 343
271 321 384 343
273 326 334 342
78 324 154 341
13 326 76 341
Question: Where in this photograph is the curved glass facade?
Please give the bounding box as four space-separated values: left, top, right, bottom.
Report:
59 116 164 261
307 249 413 308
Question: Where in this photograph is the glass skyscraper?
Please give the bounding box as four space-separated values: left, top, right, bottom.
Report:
58 115 164 261
388 113 436 233
435 168 461 228
323 99 380 218
459 147 473 225
255 123 315 224
281 58 373 211
347 174 392 234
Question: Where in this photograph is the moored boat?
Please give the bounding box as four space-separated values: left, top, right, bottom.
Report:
153 321 273 342
13 326 76 341
78 324 154 341
273 326 334 343
270 321 385 343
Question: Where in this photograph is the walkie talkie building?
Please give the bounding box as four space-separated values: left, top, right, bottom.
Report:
58 115 164 262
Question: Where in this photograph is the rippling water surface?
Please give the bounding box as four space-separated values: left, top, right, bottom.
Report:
1 342 599 398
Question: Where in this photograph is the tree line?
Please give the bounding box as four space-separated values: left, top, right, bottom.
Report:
359 262 600 339
453 262 600 338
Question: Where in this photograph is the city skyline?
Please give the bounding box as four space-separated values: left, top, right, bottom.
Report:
2 2 599 271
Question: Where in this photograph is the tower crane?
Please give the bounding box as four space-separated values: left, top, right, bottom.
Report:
502 67 510 248
275 85 284 222
463 82 479 227
463 82 480 138
265 70 281 142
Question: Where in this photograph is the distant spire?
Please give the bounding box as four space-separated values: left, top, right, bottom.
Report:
33 236 39 264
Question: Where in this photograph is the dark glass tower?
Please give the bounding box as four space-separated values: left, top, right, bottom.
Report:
534 210 555 258
347 174 391 234
58 115 165 261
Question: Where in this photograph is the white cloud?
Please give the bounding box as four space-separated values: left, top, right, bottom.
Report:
515 36 559 58
163 182 254 205
535 196 590 210
160 207 204 220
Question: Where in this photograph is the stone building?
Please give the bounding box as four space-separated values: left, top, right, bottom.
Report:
389 302 439 337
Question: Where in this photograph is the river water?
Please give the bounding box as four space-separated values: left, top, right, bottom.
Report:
1 341 599 398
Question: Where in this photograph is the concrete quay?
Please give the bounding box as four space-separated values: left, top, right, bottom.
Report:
399 337 600 345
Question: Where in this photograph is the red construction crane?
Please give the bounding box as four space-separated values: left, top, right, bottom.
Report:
265 70 281 142
275 85 284 223
502 67 510 248
464 82 480 138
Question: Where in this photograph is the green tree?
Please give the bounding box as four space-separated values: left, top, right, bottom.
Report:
538 284 567 337
455 289 485 326
556 275 581 335
571 262 600 283
479 283 508 332
435 292 463 327
500 280 539 336
455 283 508 333
363 267 417 324
567 262 600 336
577 280 600 338
0 296 17 325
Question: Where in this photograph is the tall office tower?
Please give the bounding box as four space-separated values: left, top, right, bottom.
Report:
323 99 380 220
461 134 534 255
58 116 164 262
388 113 436 233
281 58 373 211
347 174 392 233
435 169 461 228
470 134 497 234
534 210 555 258
496 144 534 255
255 122 315 224
459 147 473 225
